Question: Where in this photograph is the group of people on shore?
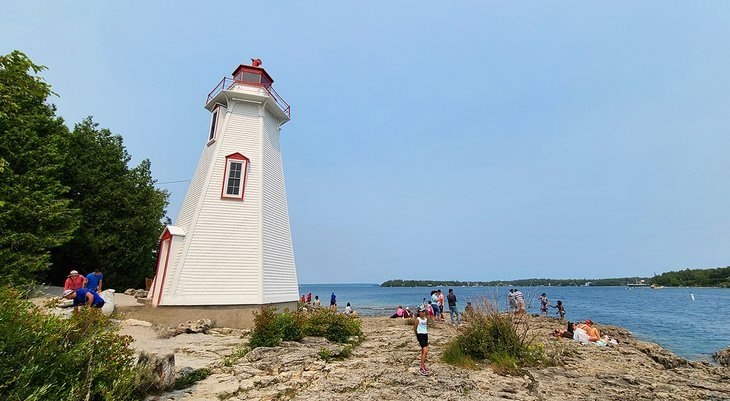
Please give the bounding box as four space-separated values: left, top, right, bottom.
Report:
300 292 355 316
59 268 106 312
553 319 617 346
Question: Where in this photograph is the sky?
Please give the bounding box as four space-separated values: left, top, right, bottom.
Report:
3 1 730 284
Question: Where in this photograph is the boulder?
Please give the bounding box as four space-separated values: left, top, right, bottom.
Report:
713 347 730 366
175 319 212 335
137 352 175 391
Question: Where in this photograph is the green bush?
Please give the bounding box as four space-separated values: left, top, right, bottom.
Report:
249 307 281 348
0 286 155 400
249 307 362 350
302 309 362 343
275 309 304 342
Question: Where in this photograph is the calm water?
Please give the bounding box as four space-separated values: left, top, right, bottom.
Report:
299 283 730 360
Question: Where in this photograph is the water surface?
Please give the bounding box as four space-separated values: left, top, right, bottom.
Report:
299 283 729 360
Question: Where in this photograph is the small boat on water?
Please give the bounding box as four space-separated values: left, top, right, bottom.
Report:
650 284 664 289
626 279 649 288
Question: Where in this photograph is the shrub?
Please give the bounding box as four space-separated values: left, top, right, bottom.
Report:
0 286 156 400
302 309 362 343
275 309 304 342
249 307 362 351
249 307 282 348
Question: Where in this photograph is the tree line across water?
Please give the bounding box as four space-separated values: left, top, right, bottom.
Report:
381 266 730 288
0 51 169 289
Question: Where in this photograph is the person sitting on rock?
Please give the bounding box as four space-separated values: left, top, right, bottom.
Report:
390 305 405 318
573 320 600 343
578 319 601 340
344 302 353 316
553 321 576 339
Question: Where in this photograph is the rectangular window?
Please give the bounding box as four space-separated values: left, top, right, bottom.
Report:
226 161 243 196
221 153 248 200
208 110 218 142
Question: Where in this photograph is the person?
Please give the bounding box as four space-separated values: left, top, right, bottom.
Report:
300 294 306 304
463 301 474 321
550 300 566 319
313 295 320 307
553 321 576 339
413 308 431 375
578 319 601 339
426 301 434 320
507 289 517 312
514 288 525 314
330 292 337 311
437 290 445 321
539 293 549 316
430 291 440 320
390 305 405 318
344 302 353 315
403 306 413 318
62 288 105 313
64 270 85 291
446 288 461 325
306 293 312 305
84 268 103 293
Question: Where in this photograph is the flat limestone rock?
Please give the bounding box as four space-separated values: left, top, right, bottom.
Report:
140 315 729 401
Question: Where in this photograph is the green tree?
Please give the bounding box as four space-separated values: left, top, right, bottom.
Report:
49 118 169 289
0 51 80 286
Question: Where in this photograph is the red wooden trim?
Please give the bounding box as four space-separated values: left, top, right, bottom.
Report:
232 64 274 84
156 236 173 306
220 153 249 201
149 228 173 303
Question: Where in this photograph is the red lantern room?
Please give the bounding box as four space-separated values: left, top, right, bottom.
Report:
232 58 274 87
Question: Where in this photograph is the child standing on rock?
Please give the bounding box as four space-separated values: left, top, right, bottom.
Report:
414 308 431 376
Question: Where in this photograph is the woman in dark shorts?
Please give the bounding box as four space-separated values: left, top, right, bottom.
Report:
414 308 431 375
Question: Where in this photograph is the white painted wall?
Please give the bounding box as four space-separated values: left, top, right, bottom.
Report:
156 92 297 306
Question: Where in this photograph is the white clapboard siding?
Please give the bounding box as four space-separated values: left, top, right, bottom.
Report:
262 108 298 303
154 82 298 306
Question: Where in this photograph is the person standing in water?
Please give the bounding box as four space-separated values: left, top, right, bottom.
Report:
551 300 566 319
539 293 549 316
330 292 337 311
414 308 431 376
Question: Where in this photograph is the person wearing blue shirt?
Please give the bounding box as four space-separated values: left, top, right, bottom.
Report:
84 269 104 292
62 288 105 312
330 292 337 311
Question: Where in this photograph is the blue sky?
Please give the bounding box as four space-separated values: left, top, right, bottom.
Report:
3 1 730 283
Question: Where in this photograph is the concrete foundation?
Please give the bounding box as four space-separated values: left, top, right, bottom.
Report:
118 301 298 329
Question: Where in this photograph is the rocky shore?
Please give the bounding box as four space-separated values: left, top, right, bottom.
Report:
117 312 730 401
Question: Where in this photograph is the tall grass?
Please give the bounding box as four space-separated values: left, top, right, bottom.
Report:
442 297 549 374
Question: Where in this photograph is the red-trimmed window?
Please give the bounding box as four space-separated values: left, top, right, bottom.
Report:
208 107 220 143
221 153 249 199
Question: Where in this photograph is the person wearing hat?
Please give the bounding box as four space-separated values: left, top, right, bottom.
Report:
63 270 85 291
413 307 431 375
62 288 105 313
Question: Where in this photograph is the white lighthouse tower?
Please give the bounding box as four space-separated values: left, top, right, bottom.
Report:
147 60 298 327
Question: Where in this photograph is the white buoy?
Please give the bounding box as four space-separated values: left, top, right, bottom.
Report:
690 293 695 301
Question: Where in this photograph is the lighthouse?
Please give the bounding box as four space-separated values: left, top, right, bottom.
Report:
147 60 298 327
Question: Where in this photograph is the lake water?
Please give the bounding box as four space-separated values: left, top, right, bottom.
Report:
298 283 729 361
